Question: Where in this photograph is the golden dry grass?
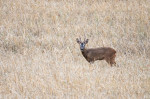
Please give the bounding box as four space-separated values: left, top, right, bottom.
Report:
0 0 150 98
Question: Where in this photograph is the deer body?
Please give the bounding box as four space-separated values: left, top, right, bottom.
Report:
76 38 116 66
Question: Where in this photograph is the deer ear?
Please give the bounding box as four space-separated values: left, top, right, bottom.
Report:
76 38 80 44
85 39 89 44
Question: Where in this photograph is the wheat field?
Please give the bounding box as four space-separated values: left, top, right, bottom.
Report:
0 0 150 98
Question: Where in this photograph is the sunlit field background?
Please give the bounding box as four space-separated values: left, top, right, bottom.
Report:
0 0 150 98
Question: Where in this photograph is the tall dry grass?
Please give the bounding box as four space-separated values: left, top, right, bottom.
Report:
0 0 150 98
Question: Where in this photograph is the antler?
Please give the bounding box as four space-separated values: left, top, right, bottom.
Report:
84 36 89 44
76 37 81 44
79 37 81 42
84 35 88 42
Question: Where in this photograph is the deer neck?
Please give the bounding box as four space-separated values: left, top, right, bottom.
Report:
81 49 88 59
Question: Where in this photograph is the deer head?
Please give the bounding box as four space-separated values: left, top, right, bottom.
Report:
76 38 89 51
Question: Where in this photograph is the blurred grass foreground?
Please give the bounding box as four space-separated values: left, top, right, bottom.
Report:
0 0 150 98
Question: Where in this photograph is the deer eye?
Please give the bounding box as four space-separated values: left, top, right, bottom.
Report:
80 43 85 47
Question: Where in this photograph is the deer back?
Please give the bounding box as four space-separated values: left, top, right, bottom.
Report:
82 47 116 61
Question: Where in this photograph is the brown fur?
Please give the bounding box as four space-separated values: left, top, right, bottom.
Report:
81 47 116 66
76 38 116 66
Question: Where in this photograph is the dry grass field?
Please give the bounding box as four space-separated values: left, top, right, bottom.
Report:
0 0 150 98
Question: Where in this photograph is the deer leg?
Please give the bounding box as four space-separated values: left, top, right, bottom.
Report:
110 61 114 66
110 54 116 66
90 61 94 64
109 59 115 66
105 58 111 66
87 59 94 64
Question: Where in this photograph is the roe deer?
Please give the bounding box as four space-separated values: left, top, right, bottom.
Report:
76 38 116 66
